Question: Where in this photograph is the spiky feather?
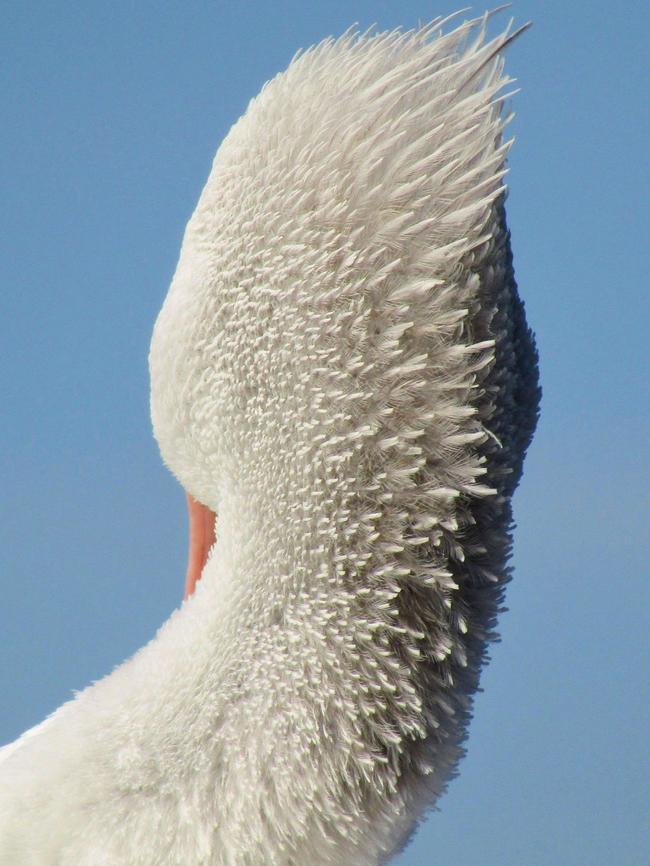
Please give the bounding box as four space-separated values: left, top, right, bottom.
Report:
1 13 539 865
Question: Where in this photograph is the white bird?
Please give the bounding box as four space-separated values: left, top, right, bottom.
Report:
0 11 540 865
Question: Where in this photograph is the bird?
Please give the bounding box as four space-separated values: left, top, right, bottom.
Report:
0 10 540 865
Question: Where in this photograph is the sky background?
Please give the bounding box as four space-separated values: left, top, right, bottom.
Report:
1 2 648 864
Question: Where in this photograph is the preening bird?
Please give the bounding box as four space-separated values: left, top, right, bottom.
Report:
0 11 540 865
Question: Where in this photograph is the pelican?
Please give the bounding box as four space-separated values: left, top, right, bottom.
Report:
0 11 540 865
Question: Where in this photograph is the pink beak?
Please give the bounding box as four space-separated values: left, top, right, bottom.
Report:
184 493 217 599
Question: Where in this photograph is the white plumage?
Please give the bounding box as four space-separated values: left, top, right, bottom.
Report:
1 12 539 865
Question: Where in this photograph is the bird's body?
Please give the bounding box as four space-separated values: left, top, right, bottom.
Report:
0 13 539 865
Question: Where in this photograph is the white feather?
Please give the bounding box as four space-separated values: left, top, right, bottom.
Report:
1 12 539 865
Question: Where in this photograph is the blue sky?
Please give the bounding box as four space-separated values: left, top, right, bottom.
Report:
1 2 648 864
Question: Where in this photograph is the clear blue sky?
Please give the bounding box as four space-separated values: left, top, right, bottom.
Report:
1 2 648 864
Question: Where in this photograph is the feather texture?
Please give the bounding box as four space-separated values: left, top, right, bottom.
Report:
1 12 539 865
